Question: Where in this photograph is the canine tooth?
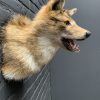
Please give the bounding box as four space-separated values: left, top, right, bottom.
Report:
73 44 77 48
75 49 80 53
77 45 79 48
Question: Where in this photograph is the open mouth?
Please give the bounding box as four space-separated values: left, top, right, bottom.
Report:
61 38 80 52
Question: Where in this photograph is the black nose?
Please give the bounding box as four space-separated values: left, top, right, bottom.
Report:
86 32 91 38
76 32 91 41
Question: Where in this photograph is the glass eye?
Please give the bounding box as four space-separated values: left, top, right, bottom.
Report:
65 21 71 25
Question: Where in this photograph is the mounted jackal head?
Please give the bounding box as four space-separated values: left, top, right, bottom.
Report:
34 0 91 52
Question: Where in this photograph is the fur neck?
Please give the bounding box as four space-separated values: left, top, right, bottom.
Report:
34 36 59 66
38 36 59 62
28 20 60 66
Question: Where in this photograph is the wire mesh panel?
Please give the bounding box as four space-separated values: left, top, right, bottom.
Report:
0 0 51 100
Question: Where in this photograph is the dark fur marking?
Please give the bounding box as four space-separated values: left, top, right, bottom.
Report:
50 17 60 23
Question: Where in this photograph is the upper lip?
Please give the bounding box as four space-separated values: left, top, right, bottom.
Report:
76 38 86 41
77 32 91 41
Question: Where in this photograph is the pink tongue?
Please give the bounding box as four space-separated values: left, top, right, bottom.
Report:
69 42 80 52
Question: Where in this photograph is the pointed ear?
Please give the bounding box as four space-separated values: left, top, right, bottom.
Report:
68 8 78 16
48 0 65 10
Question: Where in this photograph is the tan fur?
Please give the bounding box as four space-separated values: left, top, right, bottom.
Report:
5 15 34 43
1 0 90 80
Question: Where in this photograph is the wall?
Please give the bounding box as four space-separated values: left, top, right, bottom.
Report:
50 0 100 100
0 0 51 100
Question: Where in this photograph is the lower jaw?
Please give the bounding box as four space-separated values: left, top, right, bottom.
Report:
66 48 80 52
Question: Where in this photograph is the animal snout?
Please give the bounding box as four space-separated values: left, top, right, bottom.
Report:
85 32 91 38
77 32 91 41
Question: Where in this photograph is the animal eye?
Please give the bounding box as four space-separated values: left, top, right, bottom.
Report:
64 21 71 25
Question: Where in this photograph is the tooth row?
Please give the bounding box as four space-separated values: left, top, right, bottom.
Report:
74 45 80 52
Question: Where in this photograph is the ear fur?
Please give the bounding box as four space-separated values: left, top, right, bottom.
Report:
34 0 65 20
68 8 78 16
48 0 65 10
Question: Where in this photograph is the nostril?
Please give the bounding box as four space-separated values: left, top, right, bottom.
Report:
86 32 91 38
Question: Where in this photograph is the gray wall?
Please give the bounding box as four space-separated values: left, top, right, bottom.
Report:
50 0 100 100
